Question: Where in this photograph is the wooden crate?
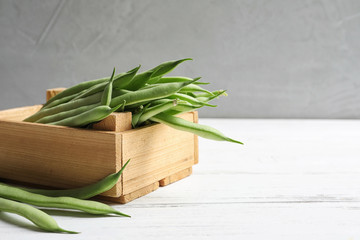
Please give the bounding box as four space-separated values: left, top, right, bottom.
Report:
0 89 198 203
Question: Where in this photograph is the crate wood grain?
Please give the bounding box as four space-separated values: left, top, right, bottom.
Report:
0 88 198 203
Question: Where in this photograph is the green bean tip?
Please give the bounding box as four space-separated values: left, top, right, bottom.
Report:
116 211 131 218
57 228 80 234
228 138 243 145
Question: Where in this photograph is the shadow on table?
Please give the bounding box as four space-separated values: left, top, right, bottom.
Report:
0 212 43 232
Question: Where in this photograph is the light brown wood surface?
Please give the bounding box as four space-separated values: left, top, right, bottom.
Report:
0 105 43 121
92 112 132 132
159 167 193 186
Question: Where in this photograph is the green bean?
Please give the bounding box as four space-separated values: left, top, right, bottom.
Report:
152 76 209 85
110 79 197 108
150 113 243 144
112 89 133 97
14 160 131 199
168 93 216 107
48 103 124 127
24 92 103 122
122 79 198 110
124 70 154 91
71 82 107 102
71 66 140 102
101 68 116 106
0 185 129 217
196 90 227 103
43 89 88 109
164 103 201 115
35 103 100 124
179 83 213 94
131 103 150 127
148 98 175 105
127 58 192 90
112 65 141 89
196 90 227 102
0 197 77 233
42 77 108 109
133 100 177 127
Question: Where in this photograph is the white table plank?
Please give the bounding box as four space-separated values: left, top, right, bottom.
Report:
1 119 360 239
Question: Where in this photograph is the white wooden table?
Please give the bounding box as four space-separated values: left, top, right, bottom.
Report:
1 119 360 239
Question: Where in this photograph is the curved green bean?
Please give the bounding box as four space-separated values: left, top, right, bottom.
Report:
71 66 140 102
101 68 116 106
196 90 227 101
0 197 77 233
112 65 141 89
150 113 243 144
48 103 124 127
24 92 103 122
35 103 100 124
133 100 177 127
151 76 209 85
14 160 130 199
168 93 216 107
0 185 129 217
42 77 108 109
124 70 154 91
110 79 197 108
164 102 201 115
43 89 89 109
127 58 192 90
179 83 213 94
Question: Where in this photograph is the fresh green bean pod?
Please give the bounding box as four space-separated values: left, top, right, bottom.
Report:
195 90 227 102
35 103 100 124
24 92 103 122
101 68 116 106
0 185 129 217
112 89 133 97
14 160 130 199
164 103 201 115
43 89 88 109
41 77 109 109
127 58 192 90
133 100 177 127
112 65 141 89
179 83 213 94
0 197 77 234
124 70 154 91
151 76 209 85
110 79 198 108
70 82 107 102
148 98 174 105
168 93 216 107
150 113 243 144
48 103 124 127
131 109 144 128
71 66 140 102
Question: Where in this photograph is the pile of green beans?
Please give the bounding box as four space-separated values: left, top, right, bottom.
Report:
0 160 130 233
24 58 242 144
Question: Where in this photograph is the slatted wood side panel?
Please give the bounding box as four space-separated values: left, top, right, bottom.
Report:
121 112 196 195
0 119 121 197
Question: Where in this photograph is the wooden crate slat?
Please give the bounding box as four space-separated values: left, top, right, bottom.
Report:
0 119 121 197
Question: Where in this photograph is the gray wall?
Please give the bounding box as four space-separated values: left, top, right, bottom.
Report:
1 0 360 118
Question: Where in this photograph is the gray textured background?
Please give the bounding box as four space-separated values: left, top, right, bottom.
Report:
1 0 360 118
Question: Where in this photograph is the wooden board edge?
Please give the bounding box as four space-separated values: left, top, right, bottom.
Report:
159 167 193 187
192 111 199 164
99 182 159 204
